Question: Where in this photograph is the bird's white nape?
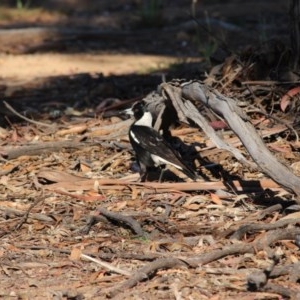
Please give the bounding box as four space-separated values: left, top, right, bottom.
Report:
134 111 153 126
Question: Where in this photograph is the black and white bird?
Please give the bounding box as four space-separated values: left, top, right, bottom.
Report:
128 101 197 182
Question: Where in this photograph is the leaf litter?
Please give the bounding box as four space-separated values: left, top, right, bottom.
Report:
1 68 300 299
1 8 300 300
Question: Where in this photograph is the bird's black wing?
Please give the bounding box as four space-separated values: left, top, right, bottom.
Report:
130 125 196 180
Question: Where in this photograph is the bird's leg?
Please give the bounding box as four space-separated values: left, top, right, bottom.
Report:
139 162 148 182
140 172 147 182
158 167 167 183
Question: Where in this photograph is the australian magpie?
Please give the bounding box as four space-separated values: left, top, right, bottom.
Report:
128 101 197 182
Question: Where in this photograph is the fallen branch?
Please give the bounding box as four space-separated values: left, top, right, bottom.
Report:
108 258 187 298
2 140 102 160
248 267 299 298
1 118 130 159
186 227 300 266
230 218 300 240
178 81 300 199
261 282 299 298
162 83 257 170
106 227 300 298
0 207 54 224
95 207 148 238
3 100 54 127
37 170 284 194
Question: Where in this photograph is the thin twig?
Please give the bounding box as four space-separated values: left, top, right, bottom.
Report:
80 253 132 276
3 100 53 127
14 197 45 230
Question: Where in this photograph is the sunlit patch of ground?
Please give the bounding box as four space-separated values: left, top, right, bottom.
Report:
0 53 185 81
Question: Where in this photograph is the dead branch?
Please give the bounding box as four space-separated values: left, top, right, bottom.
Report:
246 262 299 298
186 228 300 266
178 81 300 199
260 282 299 298
3 101 53 128
95 207 149 238
229 218 300 240
108 258 188 298
270 262 300 281
162 82 257 169
205 262 300 281
37 170 283 193
2 140 101 160
1 118 131 160
257 204 283 220
105 228 300 298
0 207 54 223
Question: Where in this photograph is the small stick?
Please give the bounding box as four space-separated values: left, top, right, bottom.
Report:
3 100 53 127
96 207 149 238
14 197 45 230
80 253 131 276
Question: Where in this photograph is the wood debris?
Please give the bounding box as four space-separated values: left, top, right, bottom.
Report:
1 2 300 299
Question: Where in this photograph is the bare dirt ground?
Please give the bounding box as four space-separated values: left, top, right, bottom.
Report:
1 1 300 300
0 0 288 82
0 53 179 79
